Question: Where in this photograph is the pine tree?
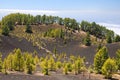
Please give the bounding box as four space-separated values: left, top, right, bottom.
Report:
2 58 8 74
115 35 120 42
96 43 102 52
34 55 39 65
116 49 120 70
60 28 64 39
14 49 24 71
56 61 62 69
40 58 49 75
25 24 32 33
53 47 57 57
102 58 117 79
72 61 78 75
24 54 35 74
67 62 72 72
72 57 84 75
94 46 109 73
48 56 56 71
107 35 112 43
63 63 68 75
0 53 2 72
1 25 10 36
84 32 91 46
6 53 14 71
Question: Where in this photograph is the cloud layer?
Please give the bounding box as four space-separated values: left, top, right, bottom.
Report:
98 23 120 35
0 9 58 15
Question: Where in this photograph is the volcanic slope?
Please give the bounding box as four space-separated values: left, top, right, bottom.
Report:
0 24 120 64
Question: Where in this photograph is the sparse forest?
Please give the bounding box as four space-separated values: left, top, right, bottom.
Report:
0 13 120 80
0 47 119 79
1 13 119 43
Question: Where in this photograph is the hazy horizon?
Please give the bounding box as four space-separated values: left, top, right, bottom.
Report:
0 0 120 35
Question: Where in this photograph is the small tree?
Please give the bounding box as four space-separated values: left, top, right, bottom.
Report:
67 62 72 72
24 54 35 74
25 24 32 33
96 43 102 52
34 55 39 65
6 53 14 71
60 28 64 39
56 61 62 69
102 58 117 79
72 61 78 75
94 46 109 73
114 35 120 42
41 59 49 75
53 47 57 57
1 25 9 36
48 56 56 71
84 32 91 46
63 63 68 75
0 53 2 72
72 57 84 75
14 49 24 71
2 58 8 74
106 35 112 43
116 49 120 70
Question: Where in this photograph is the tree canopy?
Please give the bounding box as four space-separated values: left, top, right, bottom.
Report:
80 21 115 40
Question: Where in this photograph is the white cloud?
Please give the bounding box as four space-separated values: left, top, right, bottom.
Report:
0 9 112 16
0 9 58 15
98 22 120 35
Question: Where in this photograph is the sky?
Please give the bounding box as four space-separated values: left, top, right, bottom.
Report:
0 0 120 35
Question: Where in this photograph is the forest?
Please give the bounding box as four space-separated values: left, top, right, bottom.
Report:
1 13 120 43
0 13 120 79
0 47 120 79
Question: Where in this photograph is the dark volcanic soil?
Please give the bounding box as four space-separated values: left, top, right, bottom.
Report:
0 72 105 80
0 35 46 58
44 38 120 65
0 35 120 65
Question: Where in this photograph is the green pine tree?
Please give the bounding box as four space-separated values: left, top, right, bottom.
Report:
25 24 32 33
94 46 109 73
84 32 91 46
24 54 35 74
116 49 120 70
2 58 8 74
1 25 10 36
0 53 2 72
102 58 117 79
14 49 24 71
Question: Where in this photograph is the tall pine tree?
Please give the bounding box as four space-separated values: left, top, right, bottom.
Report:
94 46 109 73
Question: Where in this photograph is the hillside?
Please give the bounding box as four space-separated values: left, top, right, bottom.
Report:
0 13 120 80
0 24 120 65
0 35 47 58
